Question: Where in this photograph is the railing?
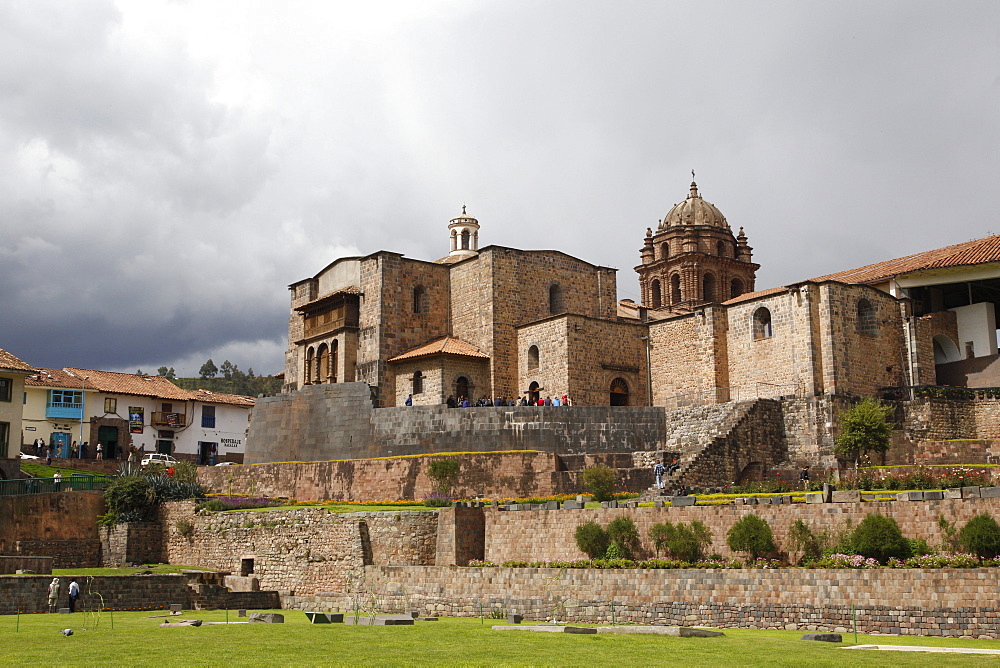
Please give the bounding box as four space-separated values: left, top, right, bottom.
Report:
878 385 1000 402
152 411 187 427
660 382 805 410
45 402 83 420
0 474 109 497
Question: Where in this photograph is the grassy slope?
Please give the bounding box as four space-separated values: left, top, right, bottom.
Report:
1 611 996 667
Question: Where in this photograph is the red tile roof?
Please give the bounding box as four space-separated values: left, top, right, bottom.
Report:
722 286 787 306
26 368 254 406
812 234 1000 285
0 348 35 374
388 337 489 363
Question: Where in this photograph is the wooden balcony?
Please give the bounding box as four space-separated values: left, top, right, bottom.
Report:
151 412 187 428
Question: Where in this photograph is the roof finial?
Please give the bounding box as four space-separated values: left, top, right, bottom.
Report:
462 203 467 215
689 173 699 198
691 169 695 180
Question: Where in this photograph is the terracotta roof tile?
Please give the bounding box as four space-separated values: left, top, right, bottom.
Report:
0 348 35 374
26 367 254 406
722 286 787 305
812 234 1000 285
388 336 489 363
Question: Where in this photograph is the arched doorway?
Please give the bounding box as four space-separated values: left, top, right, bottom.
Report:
610 378 629 406
455 376 470 402
528 381 540 404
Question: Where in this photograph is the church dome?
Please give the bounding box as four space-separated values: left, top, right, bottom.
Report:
659 181 729 230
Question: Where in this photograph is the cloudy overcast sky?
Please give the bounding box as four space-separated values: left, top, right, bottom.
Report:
2 0 999 377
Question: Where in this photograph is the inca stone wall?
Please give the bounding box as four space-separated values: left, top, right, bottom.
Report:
483 497 1000 563
160 502 439 596
286 565 1000 638
0 491 105 566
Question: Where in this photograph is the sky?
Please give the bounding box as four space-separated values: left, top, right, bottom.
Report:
2 0 999 377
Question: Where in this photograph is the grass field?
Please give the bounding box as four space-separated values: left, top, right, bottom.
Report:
1 609 998 666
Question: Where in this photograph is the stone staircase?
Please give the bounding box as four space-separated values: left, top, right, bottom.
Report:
639 399 786 498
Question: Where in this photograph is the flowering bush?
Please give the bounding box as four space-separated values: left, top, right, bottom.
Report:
809 553 882 569
841 465 993 491
887 553 980 568
197 495 286 511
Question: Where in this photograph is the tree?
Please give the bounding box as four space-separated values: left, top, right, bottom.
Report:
581 465 616 502
427 458 460 496
606 516 641 559
157 366 176 380
850 513 910 563
726 513 776 560
220 360 235 380
834 397 894 466
575 520 609 559
199 359 218 379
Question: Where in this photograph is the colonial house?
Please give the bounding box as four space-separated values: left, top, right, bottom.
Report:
0 348 35 479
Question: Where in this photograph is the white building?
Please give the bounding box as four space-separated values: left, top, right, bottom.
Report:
23 368 254 464
0 349 35 479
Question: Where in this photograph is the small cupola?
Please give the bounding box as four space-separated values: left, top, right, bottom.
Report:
448 205 480 258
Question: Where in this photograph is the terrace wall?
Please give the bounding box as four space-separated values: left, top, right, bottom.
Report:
287 565 1000 638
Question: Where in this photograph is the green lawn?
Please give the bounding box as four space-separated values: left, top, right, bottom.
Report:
0 610 997 666
20 462 106 479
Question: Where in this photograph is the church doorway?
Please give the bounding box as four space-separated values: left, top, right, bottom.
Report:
528 381 540 404
610 378 629 406
455 376 470 402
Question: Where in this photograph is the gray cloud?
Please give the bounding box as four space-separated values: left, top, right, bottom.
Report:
1 0 998 376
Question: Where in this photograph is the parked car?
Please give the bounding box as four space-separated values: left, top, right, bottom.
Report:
214 461 237 466
140 453 178 467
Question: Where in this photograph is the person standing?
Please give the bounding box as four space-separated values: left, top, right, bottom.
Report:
96 443 103 460
67 579 80 612
47 578 61 613
653 461 666 489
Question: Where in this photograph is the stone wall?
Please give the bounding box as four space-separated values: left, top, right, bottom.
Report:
159 502 439 596
0 491 104 567
13 539 101 569
101 522 164 567
483 497 1000 563
286 565 1000 638
0 555 52 574
937 353 1000 388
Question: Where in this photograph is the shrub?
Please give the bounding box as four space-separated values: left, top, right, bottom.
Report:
786 520 825 565
174 519 194 537
958 513 1000 561
834 397 893 466
581 465 616 502
649 521 712 562
422 495 452 508
606 516 641 559
726 514 776 559
648 522 673 557
427 459 460 496
574 520 609 559
103 475 157 523
849 513 911 563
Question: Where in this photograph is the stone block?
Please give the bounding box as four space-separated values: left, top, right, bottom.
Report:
59 608 70 614
822 483 835 503
306 612 344 623
597 626 723 637
576 495 592 503
654 500 664 508
896 491 924 501
671 496 696 507
562 500 582 510
238 609 247 617
805 493 825 504
831 490 861 503
170 604 183 612
962 487 982 498
544 501 559 510
801 633 842 642
945 488 963 499
249 613 284 624
507 614 523 624
980 487 1000 499
344 615 415 626
923 491 944 500
757 497 772 505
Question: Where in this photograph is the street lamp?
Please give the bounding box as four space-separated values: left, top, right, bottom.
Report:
79 376 89 459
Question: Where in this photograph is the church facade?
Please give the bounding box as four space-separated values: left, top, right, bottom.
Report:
284 182 1000 408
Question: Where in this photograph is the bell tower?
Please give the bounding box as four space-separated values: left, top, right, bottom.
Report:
636 181 758 311
448 206 480 259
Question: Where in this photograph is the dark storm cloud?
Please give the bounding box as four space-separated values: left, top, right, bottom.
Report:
1 0 998 375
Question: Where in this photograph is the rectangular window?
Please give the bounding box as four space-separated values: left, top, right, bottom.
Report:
202 405 216 428
0 377 11 402
161 403 172 412
50 389 83 405
105 397 117 414
0 422 8 458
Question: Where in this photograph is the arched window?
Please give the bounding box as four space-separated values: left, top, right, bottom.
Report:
461 229 470 250
316 344 329 383
703 273 716 302
753 307 773 340
856 298 877 336
670 274 681 304
660 242 670 260
651 280 662 308
412 285 428 314
412 370 423 395
731 278 745 299
610 378 629 406
717 240 725 257
527 345 540 370
330 340 339 383
549 283 564 314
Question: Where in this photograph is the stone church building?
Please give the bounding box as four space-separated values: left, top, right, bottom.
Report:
284 182 1000 408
